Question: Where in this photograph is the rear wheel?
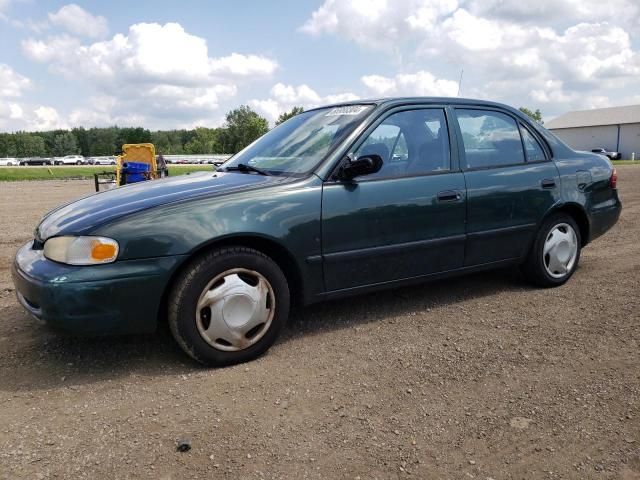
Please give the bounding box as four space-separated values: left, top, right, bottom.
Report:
522 213 581 287
168 247 290 366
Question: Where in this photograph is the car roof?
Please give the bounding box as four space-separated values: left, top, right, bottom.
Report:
308 96 518 112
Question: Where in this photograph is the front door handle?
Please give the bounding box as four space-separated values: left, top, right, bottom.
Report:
541 179 556 189
437 190 462 202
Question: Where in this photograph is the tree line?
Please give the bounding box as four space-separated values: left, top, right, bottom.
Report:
0 105 300 158
0 104 542 158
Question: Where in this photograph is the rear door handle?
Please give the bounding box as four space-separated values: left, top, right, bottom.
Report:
437 190 462 202
541 179 556 189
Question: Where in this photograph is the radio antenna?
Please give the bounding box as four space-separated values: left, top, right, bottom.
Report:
457 68 464 97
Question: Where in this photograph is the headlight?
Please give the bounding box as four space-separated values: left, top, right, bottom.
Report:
43 236 119 265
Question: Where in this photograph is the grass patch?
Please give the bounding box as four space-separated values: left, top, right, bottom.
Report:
612 160 640 166
0 164 215 181
169 164 217 174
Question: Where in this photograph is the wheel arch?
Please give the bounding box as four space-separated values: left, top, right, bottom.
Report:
544 202 591 246
157 234 305 328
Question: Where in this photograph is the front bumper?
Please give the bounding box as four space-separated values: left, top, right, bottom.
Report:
11 241 186 335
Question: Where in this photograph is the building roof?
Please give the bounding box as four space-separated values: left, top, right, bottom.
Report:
546 104 640 129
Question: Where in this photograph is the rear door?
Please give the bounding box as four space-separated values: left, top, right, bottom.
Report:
321 106 467 291
453 107 561 266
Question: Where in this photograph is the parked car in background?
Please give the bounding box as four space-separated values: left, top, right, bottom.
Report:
55 155 86 165
89 156 117 165
12 98 621 367
0 157 18 166
591 148 621 160
19 157 53 165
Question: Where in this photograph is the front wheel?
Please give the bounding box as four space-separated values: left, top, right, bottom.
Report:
168 247 290 366
522 214 581 287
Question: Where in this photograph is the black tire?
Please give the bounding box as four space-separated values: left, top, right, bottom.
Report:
168 246 290 366
521 213 581 288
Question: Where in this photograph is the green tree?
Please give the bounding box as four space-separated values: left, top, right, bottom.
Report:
222 105 269 153
275 106 304 126
88 127 117 155
13 133 46 157
116 127 152 148
184 127 221 154
519 107 544 125
151 131 171 154
72 127 90 157
51 132 78 156
0 134 17 157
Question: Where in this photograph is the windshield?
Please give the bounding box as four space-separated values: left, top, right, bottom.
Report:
220 105 374 176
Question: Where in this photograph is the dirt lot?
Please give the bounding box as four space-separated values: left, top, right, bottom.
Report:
0 168 638 479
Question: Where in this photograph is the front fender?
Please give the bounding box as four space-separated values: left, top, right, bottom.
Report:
94 175 324 298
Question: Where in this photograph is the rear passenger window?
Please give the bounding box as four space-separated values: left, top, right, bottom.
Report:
520 125 546 162
456 109 525 169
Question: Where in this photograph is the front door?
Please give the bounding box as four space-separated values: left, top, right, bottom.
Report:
321 107 467 292
453 108 561 265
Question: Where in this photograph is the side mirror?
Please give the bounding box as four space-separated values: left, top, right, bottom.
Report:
339 154 383 180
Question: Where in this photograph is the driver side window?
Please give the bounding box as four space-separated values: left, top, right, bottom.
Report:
354 109 450 179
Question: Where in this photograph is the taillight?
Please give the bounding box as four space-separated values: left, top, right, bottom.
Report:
610 168 618 189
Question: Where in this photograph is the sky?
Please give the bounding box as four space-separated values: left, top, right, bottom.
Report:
0 0 639 132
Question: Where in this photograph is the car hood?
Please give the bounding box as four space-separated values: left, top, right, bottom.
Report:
37 171 283 240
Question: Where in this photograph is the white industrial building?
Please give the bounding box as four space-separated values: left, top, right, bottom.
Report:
546 104 640 159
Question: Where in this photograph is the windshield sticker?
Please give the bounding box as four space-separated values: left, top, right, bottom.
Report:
325 106 368 116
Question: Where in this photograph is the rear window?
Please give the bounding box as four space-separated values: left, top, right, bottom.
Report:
456 109 525 169
520 125 546 162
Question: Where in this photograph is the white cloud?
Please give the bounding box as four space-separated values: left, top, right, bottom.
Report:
0 99 67 132
0 64 63 132
23 23 278 86
466 0 640 26
48 3 108 38
250 82 359 122
270 83 322 105
302 0 640 42
0 0 24 28
32 106 65 130
210 53 279 77
0 64 31 97
325 92 361 104
300 0 640 115
300 0 451 50
362 71 459 97
20 22 278 128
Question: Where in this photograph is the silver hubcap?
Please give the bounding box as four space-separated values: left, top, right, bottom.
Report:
543 223 578 278
195 268 275 352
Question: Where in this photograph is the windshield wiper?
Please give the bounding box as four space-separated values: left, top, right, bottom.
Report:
220 163 270 176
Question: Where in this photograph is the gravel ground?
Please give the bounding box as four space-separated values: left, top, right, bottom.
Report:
0 169 638 479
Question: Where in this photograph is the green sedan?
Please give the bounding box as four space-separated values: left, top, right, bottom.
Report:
12 98 621 366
